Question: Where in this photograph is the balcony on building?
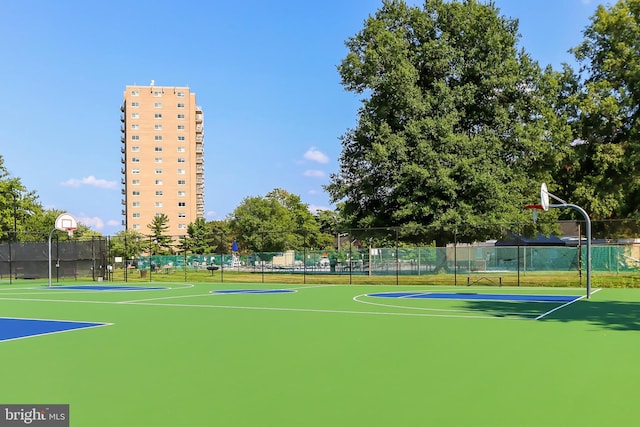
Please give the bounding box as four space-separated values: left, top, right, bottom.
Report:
121 168 125 175
120 115 125 123
121 136 126 143
195 114 203 123
120 105 125 112
121 157 125 164
121 147 125 154
195 125 204 133
121 199 126 205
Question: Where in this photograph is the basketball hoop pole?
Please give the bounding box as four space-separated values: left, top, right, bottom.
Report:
49 213 78 287
531 185 592 299
48 227 56 288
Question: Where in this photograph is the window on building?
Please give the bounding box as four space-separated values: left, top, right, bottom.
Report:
132 169 140 174
132 191 140 196
154 135 163 141
154 113 162 119
132 179 140 185
131 90 140 96
131 102 140 107
177 114 185 119
154 146 163 152
177 103 185 108
131 113 139 119
131 146 140 152
177 158 185 163
154 157 162 163
132 202 140 207
177 190 186 197
131 124 140 130
155 190 163 196
176 91 185 98
178 224 187 230
154 91 163 97
133 224 141 230
177 169 185 175
131 157 140 163
177 147 185 153
132 213 141 218
177 180 186 185
178 213 186 218
178 136 185 141
177 125 185 130
155 169 163 174
154 124 162 130
131 135 140 140
154 102 162 108
155 202 163 208
178 202 186 207
155 179 163 185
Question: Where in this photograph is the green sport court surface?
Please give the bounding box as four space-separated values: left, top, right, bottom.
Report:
1 281 639 426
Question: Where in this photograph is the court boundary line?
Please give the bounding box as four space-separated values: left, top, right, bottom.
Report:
352 293 539 317
535 288 602 320
0 295 519 320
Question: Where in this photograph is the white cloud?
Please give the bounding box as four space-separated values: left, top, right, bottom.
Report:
307 204 331 214
61 176 118 189
303 169 326 178
107 219 120 227
303 147 329 164
77 215 105 230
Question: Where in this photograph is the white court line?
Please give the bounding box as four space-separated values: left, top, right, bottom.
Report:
118 293 213 304
535 288 602 320
114 300 514 320
352 294 539 317
0 295 513 320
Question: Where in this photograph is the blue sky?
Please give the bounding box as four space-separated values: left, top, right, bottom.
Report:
0 0 599 236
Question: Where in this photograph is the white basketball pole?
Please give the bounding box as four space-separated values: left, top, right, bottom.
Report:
541 184 592 298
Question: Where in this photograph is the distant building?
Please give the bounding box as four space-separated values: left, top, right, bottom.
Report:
120 83 204 236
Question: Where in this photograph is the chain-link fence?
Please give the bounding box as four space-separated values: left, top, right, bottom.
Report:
0 233 108 283
2 220 640 287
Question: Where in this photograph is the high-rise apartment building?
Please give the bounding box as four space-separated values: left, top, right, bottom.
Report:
120 83 204 236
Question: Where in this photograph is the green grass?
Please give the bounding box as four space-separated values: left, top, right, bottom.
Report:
1 280 639 426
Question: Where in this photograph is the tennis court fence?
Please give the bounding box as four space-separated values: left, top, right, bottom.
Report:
1 219 640 284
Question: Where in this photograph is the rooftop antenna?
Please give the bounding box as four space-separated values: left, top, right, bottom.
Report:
150 79 155 86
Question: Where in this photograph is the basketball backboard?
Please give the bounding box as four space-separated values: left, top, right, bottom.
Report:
540 183 550 211
55 213 78 234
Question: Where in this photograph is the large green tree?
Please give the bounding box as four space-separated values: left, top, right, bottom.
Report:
146 214 173 254
326 0 571 245
230 189 330 252
564 0 640 219
0 155 45 241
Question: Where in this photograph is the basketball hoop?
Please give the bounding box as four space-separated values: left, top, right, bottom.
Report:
55 213 78 237
49 213 79 287
524 204 543 223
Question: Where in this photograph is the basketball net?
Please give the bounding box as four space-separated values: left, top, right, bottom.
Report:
66 228 76 238
524 204 543 224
